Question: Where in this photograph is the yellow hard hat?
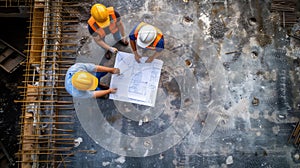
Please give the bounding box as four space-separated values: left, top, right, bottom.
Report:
91 4 110 28
72 71 98 91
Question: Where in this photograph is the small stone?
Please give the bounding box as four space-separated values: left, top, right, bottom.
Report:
138 120 143 126
226 156 233 165
159 153 164 160
74 137 83 147
143 116 149 123
256 131 261 136
278 114 286 119
272 126 280 135
201 120 205 126
294 154 299 160
102 161 110 166
115 156 125 164
184 16 193 22
252 97 259 106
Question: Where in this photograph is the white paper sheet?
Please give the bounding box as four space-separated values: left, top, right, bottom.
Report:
109 51 163 107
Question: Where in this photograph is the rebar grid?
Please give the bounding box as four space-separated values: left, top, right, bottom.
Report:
270 0 299 28
16 0 79 167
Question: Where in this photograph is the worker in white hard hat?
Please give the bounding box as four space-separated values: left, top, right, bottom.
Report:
65 63 120 98
129 22 164 63
87 4 128 60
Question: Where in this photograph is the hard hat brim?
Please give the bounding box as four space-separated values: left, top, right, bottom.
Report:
95 16 110 28
87 75 98 90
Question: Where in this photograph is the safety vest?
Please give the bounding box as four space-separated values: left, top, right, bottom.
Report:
87 7 118 38
134 22 163 50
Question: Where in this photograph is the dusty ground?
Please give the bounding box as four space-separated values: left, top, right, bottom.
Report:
0 17 27 168
2 0 300 167
69 0 300 167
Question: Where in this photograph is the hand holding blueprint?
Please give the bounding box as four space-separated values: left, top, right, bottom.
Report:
109 51 163 107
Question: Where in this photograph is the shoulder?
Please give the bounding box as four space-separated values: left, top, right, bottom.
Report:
70 63 96 72
130 23 141 32
158 36 164 46
129 24 139 40
155 36 164 51
87 25 96 35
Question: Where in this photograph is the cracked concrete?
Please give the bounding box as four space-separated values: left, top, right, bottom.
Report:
67 0 300 167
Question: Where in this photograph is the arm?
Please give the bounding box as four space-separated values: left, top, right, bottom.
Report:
130 39 137 52
130 39 142 63
95 65 120 74
129 25 142 63
92 65 119 98
146 36 164 63
93 88 117 98
146 51 162 63
93 35 118 53
117 20 126 39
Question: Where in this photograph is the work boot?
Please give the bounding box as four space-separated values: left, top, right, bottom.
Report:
104 51 111 60
118 39 129 46
98 83 109 90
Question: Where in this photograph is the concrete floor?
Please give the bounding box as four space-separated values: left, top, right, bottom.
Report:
61 0 300 167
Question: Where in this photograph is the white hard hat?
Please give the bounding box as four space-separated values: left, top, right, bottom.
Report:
137 25 157 48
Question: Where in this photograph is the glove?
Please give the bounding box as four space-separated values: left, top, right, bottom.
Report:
109 47 118 53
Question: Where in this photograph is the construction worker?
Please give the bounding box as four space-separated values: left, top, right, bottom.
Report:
129 22 164 63
87 3 128 59
65 63 119 98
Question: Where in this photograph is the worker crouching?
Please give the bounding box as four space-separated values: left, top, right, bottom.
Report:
88 3 128 60
65 63 119 98
129 22 164 63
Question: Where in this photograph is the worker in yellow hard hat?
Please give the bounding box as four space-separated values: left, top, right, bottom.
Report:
65 63 120 98
129 22 164 63
88 3 128 60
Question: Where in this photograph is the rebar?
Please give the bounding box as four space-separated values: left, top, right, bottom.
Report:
270 0 298 27
16 0 78 167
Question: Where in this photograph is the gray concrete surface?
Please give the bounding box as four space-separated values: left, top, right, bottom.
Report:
68 0 300 167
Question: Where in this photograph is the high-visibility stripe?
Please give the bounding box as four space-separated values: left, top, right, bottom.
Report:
152 33 162 47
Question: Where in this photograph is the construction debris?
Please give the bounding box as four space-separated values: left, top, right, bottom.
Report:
0 39 25 73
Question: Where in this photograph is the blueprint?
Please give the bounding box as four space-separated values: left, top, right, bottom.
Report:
109 51 163 107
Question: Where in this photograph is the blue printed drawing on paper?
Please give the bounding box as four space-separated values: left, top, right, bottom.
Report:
109 51 163 106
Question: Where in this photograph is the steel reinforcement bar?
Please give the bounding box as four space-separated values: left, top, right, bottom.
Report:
16 0 79 167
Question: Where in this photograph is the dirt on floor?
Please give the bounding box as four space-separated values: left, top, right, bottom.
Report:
0 67 23 168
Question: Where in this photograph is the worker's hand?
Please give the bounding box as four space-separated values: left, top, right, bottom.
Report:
112 68 120 74
145 56 155 63
109 47 118 54
134 53 142 63
109 88 117 94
